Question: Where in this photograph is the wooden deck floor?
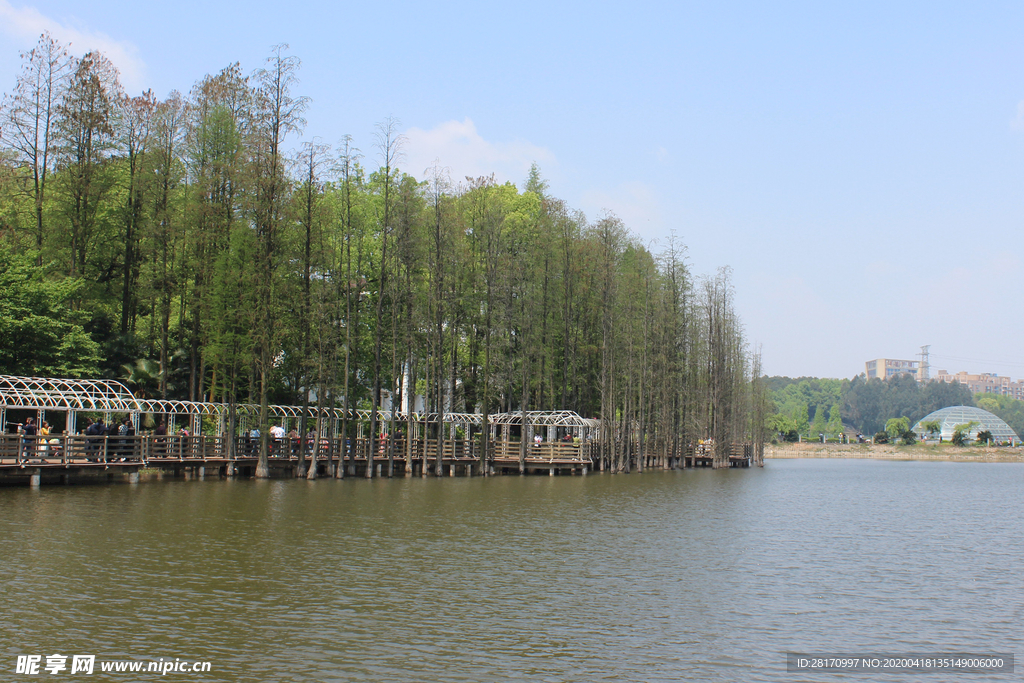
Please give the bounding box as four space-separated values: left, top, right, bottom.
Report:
0 434 752 484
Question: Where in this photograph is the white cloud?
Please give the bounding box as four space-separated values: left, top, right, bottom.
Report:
402 118 556 187
1012 100 1024 132
0 0 146 92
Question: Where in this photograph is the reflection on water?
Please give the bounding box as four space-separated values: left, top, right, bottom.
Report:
1 460 1021 682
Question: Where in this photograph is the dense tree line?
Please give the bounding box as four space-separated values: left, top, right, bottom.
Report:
766 374 976 439
766 376 844 439
972 394 1024 440
0 35 764 476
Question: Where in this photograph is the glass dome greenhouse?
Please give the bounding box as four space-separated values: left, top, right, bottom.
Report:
912 406 1019 443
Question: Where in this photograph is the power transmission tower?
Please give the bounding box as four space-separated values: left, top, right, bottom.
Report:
918 345 930 381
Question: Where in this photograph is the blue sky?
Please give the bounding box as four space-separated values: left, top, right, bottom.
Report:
3 1 1024 380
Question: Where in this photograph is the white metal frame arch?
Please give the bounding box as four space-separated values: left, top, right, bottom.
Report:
486 410 600 442
0 375 603 440
0 374 143 433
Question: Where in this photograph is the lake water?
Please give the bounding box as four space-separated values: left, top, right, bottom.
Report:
1 459 1021 681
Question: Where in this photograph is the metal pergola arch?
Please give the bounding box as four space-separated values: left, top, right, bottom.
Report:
484 411 601 443
487 410 602 428
0 375 143 433
1 375 600 441
0 375 139 411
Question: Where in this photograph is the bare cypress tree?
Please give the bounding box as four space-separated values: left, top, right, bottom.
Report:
387 174 419 477
390 172 424 477
118 90 156 335
334 136 361 479
0 32 73 261
474 176 506 475
366 117 403 478
595 215 625 471
750 347 767 466
250 45 308 478
295 138 329 478
184 63 250 402
150 92 186 399
426 162 450 477
55 51 122 280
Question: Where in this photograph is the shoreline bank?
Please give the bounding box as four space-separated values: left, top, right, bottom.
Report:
767 442 1024 463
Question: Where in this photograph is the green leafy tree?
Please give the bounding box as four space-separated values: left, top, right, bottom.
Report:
120 358 163 398
249 45 308 478
885 416 910 443
918 380 974 416
976 397 999 413
971 393 1024 440
0 40 770 476
919 419 941 438
0 32 73 258
951 421 979 447
826 403 843 437
55 51 121 279
0 244 100 375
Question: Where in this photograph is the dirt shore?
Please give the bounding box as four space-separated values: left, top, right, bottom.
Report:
766 441 1024 463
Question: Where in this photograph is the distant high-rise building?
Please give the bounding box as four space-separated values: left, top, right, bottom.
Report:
865 358 922 381
933 370 1024 400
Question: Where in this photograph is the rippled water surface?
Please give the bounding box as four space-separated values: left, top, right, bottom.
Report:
2 459 1022 681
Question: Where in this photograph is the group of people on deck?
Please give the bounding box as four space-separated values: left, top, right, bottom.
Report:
10 416 187 461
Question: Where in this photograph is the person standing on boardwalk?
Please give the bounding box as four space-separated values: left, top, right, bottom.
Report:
270 424 285 456
38 420 50 457
154 421 167 457
120 417 136 460
96 419 110 462
21 418 37 459
83 418 97 459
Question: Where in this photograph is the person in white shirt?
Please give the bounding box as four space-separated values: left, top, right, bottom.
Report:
270 424 286 456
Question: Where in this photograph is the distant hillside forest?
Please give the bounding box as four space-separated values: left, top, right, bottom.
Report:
762 374 1021 439
0 34 766 463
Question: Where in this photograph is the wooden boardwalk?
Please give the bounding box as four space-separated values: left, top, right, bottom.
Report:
0 435 752 485
684 442 754 468
0 434 598 485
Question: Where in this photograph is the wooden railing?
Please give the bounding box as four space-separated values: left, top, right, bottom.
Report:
0 435 594 465
489 440 589 461
0 434 229 465
1 434 748 469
